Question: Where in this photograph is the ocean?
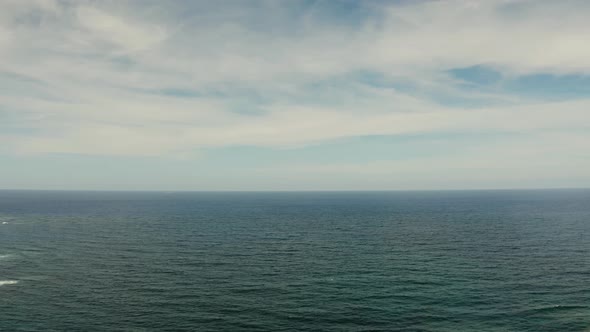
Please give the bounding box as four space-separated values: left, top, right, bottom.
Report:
0 189 589 331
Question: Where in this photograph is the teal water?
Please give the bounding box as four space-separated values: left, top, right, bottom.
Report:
0 190 589 331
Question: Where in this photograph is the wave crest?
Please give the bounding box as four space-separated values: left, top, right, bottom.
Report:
0 280 18 286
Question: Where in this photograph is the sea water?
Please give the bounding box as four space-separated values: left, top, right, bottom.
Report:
0 190 589 331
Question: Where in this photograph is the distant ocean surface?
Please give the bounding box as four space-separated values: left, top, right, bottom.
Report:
1 190 589 331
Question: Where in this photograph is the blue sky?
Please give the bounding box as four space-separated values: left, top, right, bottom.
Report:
0 0 589 190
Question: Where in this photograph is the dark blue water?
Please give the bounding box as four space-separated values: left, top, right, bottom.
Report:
0 190 589 331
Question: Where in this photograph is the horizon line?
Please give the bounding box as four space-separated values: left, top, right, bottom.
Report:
1 187 589 193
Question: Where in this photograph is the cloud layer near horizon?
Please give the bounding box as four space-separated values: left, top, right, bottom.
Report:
1 0 589 189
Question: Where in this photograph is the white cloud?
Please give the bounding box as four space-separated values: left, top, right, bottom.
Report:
0 0 589 159
75 6 166 54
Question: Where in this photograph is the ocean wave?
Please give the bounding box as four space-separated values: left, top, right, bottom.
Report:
516 304 589 316
0 280 18 286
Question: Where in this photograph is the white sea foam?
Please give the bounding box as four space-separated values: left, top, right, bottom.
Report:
0 254 12 259
0 215 14 223
0 280 18 286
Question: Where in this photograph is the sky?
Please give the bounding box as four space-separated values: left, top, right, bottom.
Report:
0 0 589 191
